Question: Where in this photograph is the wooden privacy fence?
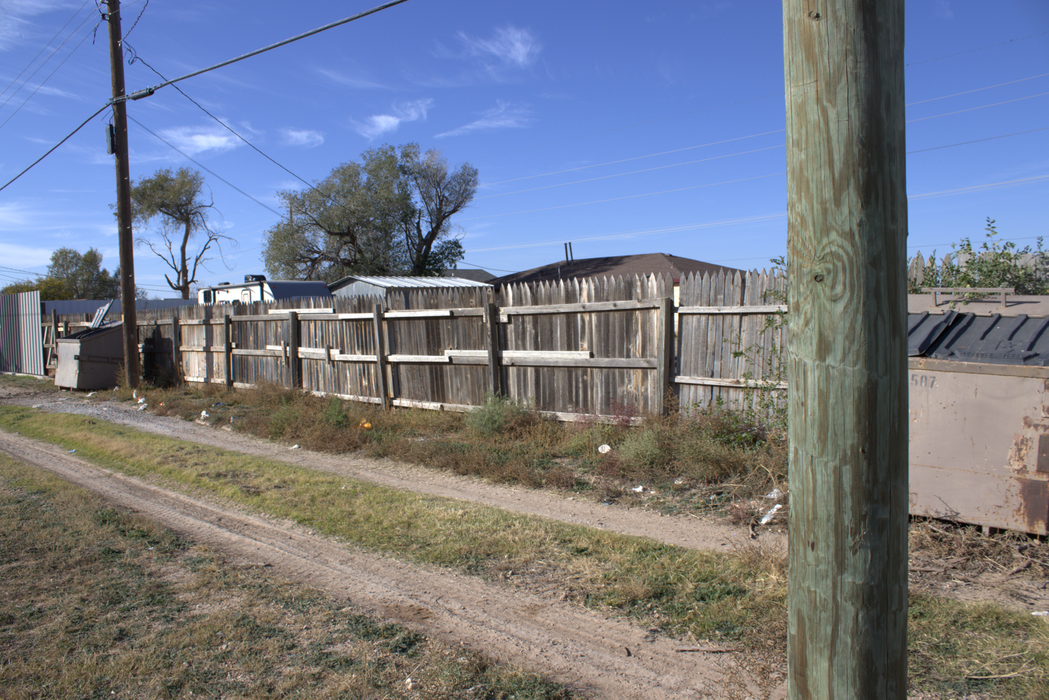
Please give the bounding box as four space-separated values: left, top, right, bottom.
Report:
51 270 787 420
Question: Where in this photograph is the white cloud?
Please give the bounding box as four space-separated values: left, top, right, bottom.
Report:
157 125 240 156
437 101 532 138
352 98 433 140
280 128 324 148
459 26 541 70
316 68 390 90
0 0 74 51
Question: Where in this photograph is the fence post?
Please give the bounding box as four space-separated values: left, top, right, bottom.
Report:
224 314 233 390
484 302 503 396
171 315 182 385
654 296 675 415
288 311 301 389
50 309 59 369
372 304 390 410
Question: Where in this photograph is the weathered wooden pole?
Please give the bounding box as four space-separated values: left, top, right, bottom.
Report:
105 0 141 389
782 1 909 698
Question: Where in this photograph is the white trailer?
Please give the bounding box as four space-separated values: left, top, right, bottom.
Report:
197 275 332 305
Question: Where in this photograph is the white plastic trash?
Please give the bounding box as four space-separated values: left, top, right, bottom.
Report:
760 504 783 525
598 444 611 454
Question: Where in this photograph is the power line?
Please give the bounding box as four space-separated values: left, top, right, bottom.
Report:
478 145 785 201
907 91 1049 124
465 173 1049 258
468 214 786 253
908 174 1049 201
907 71 1049 107
126 48 316 192
471 93 785 163
0 104 110 193
119 0 411 102
0 19 98 132
482 130 785 188
460 172 786 222
477 75 1049 199
122 0 149 40
906 30 1049 67
907 126 1049 154
127 115 284 217
0 0 92 101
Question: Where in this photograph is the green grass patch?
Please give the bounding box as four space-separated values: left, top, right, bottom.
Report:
0 405 785 648
2 404 1047 698
0 451 572 700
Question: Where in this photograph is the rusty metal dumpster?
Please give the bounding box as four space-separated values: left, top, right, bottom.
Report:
908 307 1049 535
55 322 124 390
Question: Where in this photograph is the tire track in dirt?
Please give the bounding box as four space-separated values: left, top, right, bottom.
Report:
21 397 788 556
0 429 785 700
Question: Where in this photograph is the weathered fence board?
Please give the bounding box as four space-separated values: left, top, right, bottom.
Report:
39 272 783 421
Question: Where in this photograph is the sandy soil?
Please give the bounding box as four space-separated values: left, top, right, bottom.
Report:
2 386 1048 698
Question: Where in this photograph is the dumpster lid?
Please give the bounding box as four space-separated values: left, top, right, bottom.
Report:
59 320 122 342
908 311 1049 366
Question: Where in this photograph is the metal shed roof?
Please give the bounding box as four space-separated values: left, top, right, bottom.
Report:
329 275 491 291
908 311 1049 366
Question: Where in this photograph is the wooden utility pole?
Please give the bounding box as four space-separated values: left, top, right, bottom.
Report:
106 0 140 388
782 1 908 698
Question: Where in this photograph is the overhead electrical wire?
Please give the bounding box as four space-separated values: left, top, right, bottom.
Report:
460 172 786 222
126 47 316 192
127 115 283 217
468 168 1049 258
0 0 409 194
906 71 1049 107
466 120 1046 220
906 30 1049 67
482 130 785 188
0 104 109 194
0 22 98 131
118 0 411 103
480 72 1049 196
0 0 93 102
907 91 1049 124
477 145 785 201
907 126 1049 154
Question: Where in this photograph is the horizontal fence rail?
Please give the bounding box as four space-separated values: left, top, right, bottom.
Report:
32 271 782 420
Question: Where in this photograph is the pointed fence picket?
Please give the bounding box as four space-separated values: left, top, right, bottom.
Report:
44 271 789 421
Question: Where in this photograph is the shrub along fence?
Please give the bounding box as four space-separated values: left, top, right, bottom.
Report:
106 270 786 421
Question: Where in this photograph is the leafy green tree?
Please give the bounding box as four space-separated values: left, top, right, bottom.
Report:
46 247 120 299
1 248 120 300
263 143 475 281
908 218 1048 295
130 167 232 299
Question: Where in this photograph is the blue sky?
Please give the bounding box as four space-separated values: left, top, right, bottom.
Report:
0 0 1047 297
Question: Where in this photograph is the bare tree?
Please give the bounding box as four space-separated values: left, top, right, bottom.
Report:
129 167 233 299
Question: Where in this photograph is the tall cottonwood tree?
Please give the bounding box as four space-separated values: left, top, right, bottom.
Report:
129 167 231 299
263 144 476 281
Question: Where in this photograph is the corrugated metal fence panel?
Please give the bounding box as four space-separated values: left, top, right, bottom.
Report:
0 291 44 375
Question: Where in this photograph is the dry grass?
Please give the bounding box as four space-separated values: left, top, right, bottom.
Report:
0 406 789 651
131 383 789 512
4 404 1048 698
0 452 573 700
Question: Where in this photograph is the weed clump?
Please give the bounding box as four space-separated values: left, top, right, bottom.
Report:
465 393 536 438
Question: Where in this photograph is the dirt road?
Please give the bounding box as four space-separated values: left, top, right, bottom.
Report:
0 394 787 700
